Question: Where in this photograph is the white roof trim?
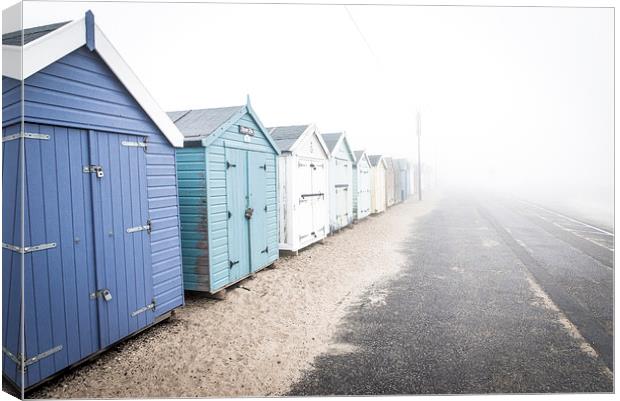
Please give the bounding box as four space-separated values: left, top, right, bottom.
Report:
2 17 185 148
290 123 331 158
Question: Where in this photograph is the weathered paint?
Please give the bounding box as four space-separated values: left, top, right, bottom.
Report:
275 127 330 253
175 107 279 293
370 156 387 214
353 152 372 220
324 133 355 232
2 43 183 389
384 157 396 207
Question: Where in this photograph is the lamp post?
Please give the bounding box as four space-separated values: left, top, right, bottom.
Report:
417 112 422 201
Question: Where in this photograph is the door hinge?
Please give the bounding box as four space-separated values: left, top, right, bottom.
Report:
126 220 152 234
226 161 236 169
229 260 239 269
83 165 104 178
261 246 269 254
121 138 148 149
3 345 62 371
264 205 268 212
259 163 267 170
2 242 56 254
131 299 156 317
227 211 232 219
90 288 112 301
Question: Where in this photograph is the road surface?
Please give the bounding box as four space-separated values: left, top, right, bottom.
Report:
289 194 613 394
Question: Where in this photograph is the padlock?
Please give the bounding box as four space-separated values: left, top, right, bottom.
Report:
102 289 112 302
245 207 254 219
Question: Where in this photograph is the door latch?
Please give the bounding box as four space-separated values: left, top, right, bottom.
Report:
245 207 254 219
90 289 112 301
83 165 104 178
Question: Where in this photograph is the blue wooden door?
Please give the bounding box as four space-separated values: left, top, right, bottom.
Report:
225 148 250 283
4 124 101 389
88 131 154 348
248 152 268 271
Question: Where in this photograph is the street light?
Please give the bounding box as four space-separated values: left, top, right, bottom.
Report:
417 111 422 201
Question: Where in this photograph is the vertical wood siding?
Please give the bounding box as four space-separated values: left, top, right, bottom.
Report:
6 45 184 316
208 112 278 291
2 45 183 388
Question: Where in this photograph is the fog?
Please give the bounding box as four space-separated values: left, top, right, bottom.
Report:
17 1 614 227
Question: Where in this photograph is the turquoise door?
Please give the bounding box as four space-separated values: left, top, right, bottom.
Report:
225 148 251 282
248 152 269 272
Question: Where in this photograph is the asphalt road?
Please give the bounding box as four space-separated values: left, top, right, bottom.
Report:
289 195 613 395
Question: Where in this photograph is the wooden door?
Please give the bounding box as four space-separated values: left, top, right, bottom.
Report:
88 131 154 348
225 148 250 282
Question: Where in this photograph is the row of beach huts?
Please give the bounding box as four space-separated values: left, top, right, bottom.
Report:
1 12 416 391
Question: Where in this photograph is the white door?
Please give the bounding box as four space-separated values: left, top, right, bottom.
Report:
311 160 327 239
297 159 314 245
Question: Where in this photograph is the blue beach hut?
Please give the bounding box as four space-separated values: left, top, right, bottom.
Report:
170 99 280 294
2 12 185 390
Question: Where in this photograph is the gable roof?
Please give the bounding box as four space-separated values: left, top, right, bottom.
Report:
353 150 371 166
368 154 387 168
2 21 70 45
267 123 329 157
2 11 184 147
268 125 309 152
321 132 356 162
321 133 342 153
168 99 280 154
168 106 245 141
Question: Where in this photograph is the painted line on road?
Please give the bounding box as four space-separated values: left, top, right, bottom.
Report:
518 200 613 236
478 205 614 371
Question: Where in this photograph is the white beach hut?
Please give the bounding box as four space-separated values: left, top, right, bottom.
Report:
269 124 330 254
368 155 388 214
353 150 372 220
322 132 356 232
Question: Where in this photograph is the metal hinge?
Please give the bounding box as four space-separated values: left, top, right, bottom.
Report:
2 132 50 143
3 345 62 371
83 165 104 178
226 161 236 169
227 211 232 219
229 260 239 269
261 246 269 254
126 220 152 234
121 138 148 149
131 299 156 317
2 242 56 254
259 163 267 170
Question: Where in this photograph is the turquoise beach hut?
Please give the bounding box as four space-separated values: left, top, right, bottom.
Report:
170 98 280 293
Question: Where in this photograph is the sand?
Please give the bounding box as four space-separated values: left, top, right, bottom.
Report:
32 198 435 398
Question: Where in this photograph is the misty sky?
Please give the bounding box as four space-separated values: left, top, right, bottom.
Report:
10 1 615 224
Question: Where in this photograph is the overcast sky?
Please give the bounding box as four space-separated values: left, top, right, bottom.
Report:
10 0 615 224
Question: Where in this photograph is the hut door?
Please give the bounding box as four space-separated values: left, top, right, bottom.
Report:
248 153 269 271
310 160 327 237
225 148 251 282
297 159 314 244
88 131 154 348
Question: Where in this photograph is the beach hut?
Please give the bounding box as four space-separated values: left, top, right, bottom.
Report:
353 150 372 220
396 158 411 201
2 12 185 390
170 99 280 293
384 157 396 207
322 132 356 232
268 124 330 254
393 158 402 205
368 155 388 214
